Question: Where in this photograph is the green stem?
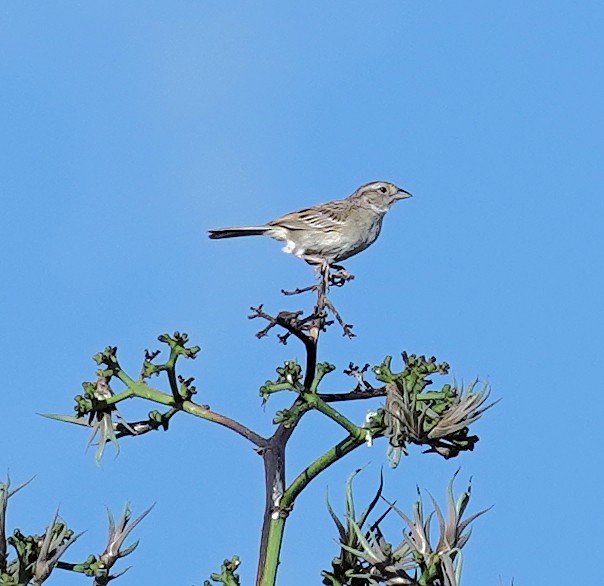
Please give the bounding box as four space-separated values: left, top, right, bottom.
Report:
100 382 169 406
258 515 286 586
303 393 362 436
99 382 267 447
165 347 180 399
281 434 366 509
256 433 370 584
114 367 136 387
181 400 267 446
261 382 296 396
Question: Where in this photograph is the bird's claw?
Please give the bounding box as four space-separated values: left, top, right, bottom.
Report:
329 268 355 287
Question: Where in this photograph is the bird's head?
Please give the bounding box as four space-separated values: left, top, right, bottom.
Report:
352 181 413 212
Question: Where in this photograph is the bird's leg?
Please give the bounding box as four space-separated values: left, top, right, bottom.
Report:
282 254 328 296
313 261 354 336
313 267 330 335
320 261 331 294
298 254 329 281
279 255 355 337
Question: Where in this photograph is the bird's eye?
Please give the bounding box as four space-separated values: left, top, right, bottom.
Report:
379 186 388 194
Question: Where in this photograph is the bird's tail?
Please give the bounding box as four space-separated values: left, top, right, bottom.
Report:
208 226 269 239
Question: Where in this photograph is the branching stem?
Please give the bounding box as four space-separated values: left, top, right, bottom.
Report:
98 382 267 448
301 392 361 437
281 434 366 509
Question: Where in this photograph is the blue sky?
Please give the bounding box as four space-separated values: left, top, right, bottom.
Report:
1 1 603 584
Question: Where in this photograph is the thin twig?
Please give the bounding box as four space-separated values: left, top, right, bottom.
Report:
254 265 356 339
281 284 318 296
318 387 387 402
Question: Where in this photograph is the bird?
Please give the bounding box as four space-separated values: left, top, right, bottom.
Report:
208 181 412 271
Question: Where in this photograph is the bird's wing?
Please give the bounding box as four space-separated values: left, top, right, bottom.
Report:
270 200 348 231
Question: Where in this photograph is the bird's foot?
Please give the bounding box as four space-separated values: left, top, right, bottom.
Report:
329 267 355 288
262 261 355 340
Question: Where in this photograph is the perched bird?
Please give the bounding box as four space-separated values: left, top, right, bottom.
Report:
208 181 412 269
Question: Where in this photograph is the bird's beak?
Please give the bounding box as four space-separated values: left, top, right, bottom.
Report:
395 188 413 200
